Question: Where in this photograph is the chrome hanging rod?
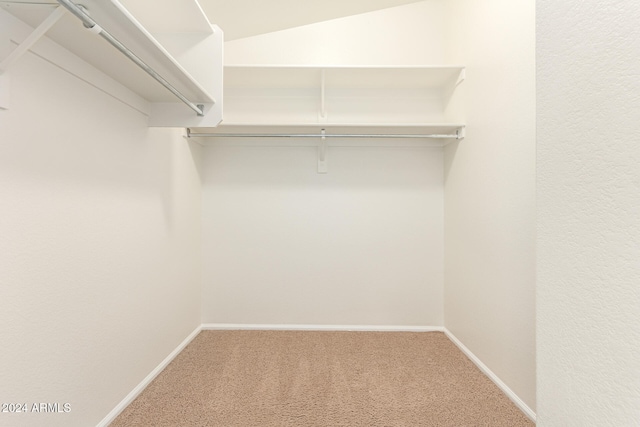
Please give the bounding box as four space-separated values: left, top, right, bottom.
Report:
187 131 462 140
55 0 205 116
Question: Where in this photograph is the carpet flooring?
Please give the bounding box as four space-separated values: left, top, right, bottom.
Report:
111 331 534 426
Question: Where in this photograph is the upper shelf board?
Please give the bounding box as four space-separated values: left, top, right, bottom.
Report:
2 0 213 33
2 0 215 103
192 123 466 136
224 65 466 90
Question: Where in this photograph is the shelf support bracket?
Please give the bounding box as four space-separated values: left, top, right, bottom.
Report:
0 5 66 109
318 128 328 174
319 69 327 121
0 6 66 75
456 68 466 86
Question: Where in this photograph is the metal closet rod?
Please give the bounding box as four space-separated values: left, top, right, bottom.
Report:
187 130 461 139
55 0 205 116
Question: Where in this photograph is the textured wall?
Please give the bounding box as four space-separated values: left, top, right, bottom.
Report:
537 1 640 425
0 11 202 427
443 0 536 413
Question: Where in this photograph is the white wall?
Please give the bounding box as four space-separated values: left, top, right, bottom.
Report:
537 1 640 425
0 11 202 427
201 1 448 327
443 0 536 414
201 144 444 326
224 1 447 65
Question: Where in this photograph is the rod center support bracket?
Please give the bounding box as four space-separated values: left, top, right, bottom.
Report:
0 5 66 75
0 5 67 109
318 128 328 174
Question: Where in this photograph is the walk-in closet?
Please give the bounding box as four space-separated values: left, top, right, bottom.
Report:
2 0 638 426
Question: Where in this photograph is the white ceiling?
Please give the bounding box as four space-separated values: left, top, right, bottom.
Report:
198 0 425 41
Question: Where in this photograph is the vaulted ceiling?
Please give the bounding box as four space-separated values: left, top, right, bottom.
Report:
198 0 425 41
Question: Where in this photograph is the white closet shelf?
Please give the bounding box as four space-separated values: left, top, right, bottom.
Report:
224 65 466 90
195 123 465 134
1 0 223 126
218 65 466 134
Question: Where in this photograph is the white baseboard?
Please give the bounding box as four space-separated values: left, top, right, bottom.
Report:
443 328 536 423
96 325 202 427
201 323 445 332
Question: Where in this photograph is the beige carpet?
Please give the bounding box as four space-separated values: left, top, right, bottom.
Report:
111 331 534 426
